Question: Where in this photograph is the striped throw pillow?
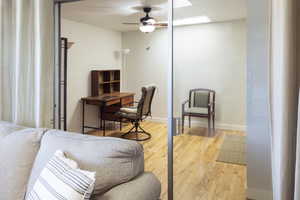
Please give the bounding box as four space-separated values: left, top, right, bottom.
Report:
26 150 96 200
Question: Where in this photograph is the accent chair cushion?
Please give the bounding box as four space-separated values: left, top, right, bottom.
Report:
0 128 46 200
26 150 95 200
185 107 208 114
27 130 144 196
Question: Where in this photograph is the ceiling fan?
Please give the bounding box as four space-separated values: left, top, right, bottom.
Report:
123 7 168 33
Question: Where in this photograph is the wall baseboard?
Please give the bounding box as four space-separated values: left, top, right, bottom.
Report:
247 188 273 200
148 117 247 131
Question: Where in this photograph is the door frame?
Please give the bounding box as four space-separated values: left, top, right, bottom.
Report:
167 0 174 200
53 1 61 130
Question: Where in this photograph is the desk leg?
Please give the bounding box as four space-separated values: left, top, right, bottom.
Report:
82 101 85 134
99 106 105 136
98 106 102 130
102 107 106 136
99 106 103 129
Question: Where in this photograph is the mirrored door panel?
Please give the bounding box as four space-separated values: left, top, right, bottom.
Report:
57 0 170 199
172 0 247 199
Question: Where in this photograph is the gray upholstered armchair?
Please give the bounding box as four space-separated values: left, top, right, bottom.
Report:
182 88 216 134
117 85 156 141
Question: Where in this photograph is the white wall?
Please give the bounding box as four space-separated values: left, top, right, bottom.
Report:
122 29 169 121
61 19 122 132
122 20 246 130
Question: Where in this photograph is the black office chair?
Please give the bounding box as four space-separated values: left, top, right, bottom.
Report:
117 85 156 141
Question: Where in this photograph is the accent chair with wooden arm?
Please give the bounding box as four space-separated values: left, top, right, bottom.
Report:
182 88 216 134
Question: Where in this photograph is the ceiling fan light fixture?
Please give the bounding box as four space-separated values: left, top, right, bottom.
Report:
140 18 156 33
146 18 156 25
139 24 156 33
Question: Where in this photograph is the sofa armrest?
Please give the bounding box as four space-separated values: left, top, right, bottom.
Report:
94 172 161 200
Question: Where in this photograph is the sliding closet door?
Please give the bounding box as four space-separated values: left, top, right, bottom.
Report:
172 0 247 199
172 3 213 199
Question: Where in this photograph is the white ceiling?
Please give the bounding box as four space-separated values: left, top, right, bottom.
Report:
62 0 247 32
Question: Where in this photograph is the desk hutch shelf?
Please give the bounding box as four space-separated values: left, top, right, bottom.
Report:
91 70 120 96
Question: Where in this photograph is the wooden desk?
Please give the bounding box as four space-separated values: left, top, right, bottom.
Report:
81 92 135 134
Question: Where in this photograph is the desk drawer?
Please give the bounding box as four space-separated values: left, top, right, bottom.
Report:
122 96 134 106
85 100 102 105
106 99 121 106
102 112 119 121
103 105 120 113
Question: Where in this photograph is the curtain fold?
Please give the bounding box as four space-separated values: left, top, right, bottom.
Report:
270 0 300 199
0 0 53 128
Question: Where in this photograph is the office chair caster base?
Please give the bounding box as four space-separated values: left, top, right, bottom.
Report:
121 125 152 141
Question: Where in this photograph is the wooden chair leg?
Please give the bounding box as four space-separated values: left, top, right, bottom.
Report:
120 121 122 131
182 115 185 133
213 114 215 132
189 116 191 128
208 116 211 134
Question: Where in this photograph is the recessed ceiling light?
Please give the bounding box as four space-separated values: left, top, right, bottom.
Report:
173 16 211 26
174 0 192 8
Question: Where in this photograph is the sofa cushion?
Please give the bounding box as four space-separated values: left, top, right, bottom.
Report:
0 128 46 200
185 107 208 114
0 121 25 140
27 130 144 196
94 172 161 200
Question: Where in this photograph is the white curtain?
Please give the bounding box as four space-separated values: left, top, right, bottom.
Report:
0 0 54 128
270 0 300 199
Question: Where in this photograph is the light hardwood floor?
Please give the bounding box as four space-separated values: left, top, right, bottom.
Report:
90 121 246 200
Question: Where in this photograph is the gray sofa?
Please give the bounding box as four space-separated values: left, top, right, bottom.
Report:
0 121 161 200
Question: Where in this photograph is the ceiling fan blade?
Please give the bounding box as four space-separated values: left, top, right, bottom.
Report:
155 22 168 27
123 22 140 25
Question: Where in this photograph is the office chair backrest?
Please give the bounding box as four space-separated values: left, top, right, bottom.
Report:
137 85 156 118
